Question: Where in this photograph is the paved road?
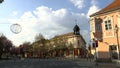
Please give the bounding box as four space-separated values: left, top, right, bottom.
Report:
75 59 118 68
0 58 119 68
0 58 80 68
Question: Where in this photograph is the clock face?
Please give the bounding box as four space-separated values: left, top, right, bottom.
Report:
10 24 22 34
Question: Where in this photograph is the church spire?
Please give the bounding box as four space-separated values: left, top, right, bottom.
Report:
73 20 80 35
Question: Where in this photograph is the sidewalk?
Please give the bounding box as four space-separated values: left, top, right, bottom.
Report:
74 58 118 68
93 63 117 68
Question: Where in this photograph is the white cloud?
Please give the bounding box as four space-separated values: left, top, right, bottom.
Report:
9 11 38 46
86 0 100 18
53 8 68 18
9 6 88 46
91 0 98 5
12 11 18 16
70 0 84 9
87 5 100 18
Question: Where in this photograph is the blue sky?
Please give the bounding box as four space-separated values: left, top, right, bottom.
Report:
0 0 113 46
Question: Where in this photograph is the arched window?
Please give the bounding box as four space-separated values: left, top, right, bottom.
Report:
104 17 112 30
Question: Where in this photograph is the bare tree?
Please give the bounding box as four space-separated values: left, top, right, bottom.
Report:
35 33 45 42
0 34 13 59
0 39 4 59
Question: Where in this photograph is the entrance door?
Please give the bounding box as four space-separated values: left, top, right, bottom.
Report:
109 45 118 59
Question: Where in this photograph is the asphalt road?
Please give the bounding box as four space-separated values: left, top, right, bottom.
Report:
0 58 118 68
0 58 81 68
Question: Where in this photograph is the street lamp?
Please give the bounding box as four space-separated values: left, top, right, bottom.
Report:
92 38 98 66
53 45 56 57
115 24 120 60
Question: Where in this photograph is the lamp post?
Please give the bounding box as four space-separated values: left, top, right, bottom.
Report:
73 35 75 60
93 38 98 66
115 24 120 60
92 32 98 65
53 45 56 57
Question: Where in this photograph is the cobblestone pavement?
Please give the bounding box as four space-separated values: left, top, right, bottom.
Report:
0 58 119 68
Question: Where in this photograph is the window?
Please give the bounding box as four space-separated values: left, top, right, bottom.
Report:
110 45 117 50
104 18 112 30
95 18 102 31
96 23 101 31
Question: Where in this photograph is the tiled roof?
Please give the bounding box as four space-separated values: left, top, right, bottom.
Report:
55 32 74 37
90 0 120 16
53 32 86 44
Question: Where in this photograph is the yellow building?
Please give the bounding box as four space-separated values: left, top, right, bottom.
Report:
51 24 86 58
90 0 120 60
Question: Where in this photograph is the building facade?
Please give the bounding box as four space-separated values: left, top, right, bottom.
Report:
22 25 86 58
90 0 120 60
51 24 86 58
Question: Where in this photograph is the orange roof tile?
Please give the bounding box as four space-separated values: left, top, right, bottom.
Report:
52 32 86 44
55 32 74 37
90 0 120 16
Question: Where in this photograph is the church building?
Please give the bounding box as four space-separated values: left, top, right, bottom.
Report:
51 24 86 58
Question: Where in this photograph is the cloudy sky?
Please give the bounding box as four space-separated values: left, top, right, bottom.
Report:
0 0 113 46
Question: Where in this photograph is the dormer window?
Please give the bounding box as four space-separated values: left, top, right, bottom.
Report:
104 17 112 30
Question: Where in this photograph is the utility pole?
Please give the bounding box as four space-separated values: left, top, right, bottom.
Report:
93 38 98 66
115 25 120 60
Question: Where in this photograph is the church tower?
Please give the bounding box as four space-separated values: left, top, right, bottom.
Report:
73 24 80 35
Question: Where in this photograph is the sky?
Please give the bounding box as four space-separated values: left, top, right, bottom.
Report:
0 0 113 46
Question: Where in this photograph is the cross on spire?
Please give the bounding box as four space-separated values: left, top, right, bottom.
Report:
75 19 77 24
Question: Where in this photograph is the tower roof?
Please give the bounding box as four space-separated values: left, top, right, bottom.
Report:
73 24 80 31
90 0 120 17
